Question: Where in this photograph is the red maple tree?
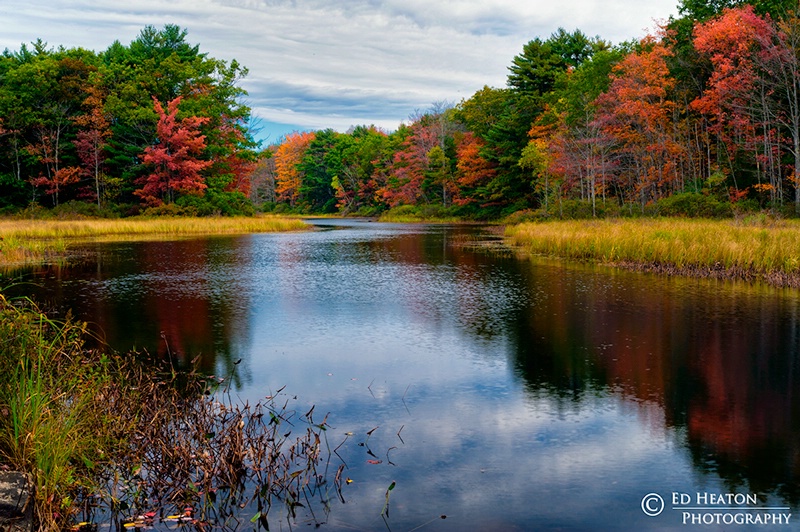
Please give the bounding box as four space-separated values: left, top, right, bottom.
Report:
135 96 210 206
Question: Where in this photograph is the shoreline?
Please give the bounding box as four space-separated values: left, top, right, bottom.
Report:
610 260 800 288
4 216 800 288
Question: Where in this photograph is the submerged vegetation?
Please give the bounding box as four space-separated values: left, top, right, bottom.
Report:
506 217 800 287
0 293 342 530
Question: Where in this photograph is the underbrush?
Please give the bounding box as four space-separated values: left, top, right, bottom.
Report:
378 204 463 222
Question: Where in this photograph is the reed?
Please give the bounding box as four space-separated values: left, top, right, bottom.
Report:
0 215 309 268
505 218 800 285
0 294 129 529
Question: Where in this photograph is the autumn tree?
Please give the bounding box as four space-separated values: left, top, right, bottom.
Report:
592 37 686 209
379 109 458 207
17 51 99 206
525 46 623 216
100 25 252 201
274 131 315 207
453 132 497 208
135 96 210 206
73 81 112 206
691 6 771 196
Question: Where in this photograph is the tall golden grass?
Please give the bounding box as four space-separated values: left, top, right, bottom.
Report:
505 218 800 285
0 215 309 267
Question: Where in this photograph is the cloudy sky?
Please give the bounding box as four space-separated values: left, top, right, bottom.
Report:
0 0 679 143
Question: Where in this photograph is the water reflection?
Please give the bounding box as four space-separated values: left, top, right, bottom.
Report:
511 259 800 506
4 220 800 529
10 237 252 383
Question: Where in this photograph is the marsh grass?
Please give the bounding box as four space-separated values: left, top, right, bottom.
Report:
0 293 341 530
0 294 129 529
505 218 800 286
0 215 309 268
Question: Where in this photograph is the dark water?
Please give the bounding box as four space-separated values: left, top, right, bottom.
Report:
6 219 800 530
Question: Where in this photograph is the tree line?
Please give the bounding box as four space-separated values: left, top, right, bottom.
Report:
0 25 255 215
3 0 800 219
253 0 800 219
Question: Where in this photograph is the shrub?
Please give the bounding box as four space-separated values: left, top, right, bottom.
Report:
655 192 732 218
177 191 255 216
0 174 29 210
141 202 198 217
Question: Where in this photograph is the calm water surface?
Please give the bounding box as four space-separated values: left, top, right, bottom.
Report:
7 219 800 530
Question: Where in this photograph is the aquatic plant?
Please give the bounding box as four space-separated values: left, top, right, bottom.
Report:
0 293 342 530
0 294 125 529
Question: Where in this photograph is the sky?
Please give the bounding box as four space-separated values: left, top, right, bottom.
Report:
0 0 680 144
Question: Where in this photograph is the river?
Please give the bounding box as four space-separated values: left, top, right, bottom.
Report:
7 218 800 530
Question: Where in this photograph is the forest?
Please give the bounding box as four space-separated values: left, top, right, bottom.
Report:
2 0 800 220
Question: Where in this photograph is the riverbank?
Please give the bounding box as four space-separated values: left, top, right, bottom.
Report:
505 217 800 288
0 215 309 269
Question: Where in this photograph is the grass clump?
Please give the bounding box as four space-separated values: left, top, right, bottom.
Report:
0 294 130 529
505 218 800 286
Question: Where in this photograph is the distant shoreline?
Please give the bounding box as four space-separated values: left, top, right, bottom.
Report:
0 215 309 270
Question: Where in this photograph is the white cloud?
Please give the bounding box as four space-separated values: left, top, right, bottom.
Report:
0 0 679 141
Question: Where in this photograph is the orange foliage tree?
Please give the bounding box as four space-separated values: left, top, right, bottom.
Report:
454 132 497 206
691 5 775 199
593 37 685 208
274 131 315 207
